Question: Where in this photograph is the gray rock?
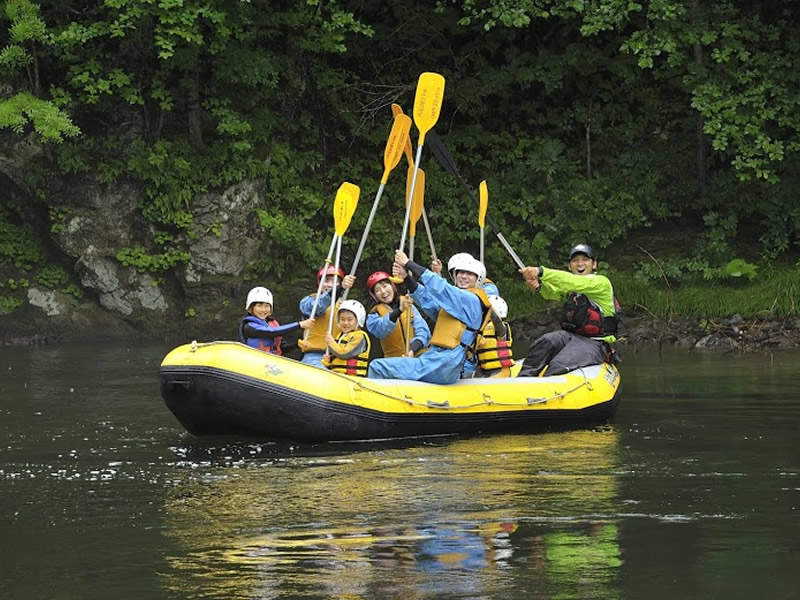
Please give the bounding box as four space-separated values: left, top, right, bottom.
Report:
27 288 62 316
182 182 263 281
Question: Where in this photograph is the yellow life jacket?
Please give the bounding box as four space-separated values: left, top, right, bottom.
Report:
327 330 371 377
304 296 341 352
429 287 491 349
370 303 416 358
473 320 514 372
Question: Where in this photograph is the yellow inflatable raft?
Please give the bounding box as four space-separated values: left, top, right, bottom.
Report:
159 341 621 442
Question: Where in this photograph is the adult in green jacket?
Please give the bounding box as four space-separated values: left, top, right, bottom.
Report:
518 244 618 376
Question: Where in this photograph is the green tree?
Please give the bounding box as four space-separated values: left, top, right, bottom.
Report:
0 0 79 141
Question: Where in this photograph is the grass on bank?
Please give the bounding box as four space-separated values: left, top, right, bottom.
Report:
497 266 800 321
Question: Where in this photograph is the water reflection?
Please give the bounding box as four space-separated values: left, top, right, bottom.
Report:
161 430 623 599
6 345 798 599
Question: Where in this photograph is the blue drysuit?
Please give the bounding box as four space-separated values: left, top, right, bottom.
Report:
298 289 337 367
483 280 500 296
368 269 483 384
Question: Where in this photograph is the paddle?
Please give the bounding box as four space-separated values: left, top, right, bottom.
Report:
398 72 445 255
306 233 340 335
479 180 488 263
342 113 411 301
402 167 425 356
327 182 360 337
392 103 438 261
427 129 526 269
406 167 425 262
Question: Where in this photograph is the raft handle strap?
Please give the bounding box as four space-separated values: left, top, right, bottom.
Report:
527 397 549 405
426 399 450 409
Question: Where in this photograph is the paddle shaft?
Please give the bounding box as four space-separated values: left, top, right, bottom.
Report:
398 144 424 253
343 181 386 301
422 207 437 261
327 235 343 337
427 130 526 269
404 303 412 355
307 233 339 326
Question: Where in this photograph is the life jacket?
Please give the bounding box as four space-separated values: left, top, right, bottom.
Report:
328 330 371 377
472 320 514 372
370 303 414 358
238 315 283 354
561 292 620 337
303 296 341 352
429 287 491 350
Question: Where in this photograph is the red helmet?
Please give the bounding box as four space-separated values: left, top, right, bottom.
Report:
316 265 345 285
366 271 396 301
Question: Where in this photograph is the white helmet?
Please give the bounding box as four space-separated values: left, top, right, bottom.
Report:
447 252 486 285
338 299 366 327
245 286 273 310
487 294 508 319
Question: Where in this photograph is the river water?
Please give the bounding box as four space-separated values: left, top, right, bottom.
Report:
1 343 798 599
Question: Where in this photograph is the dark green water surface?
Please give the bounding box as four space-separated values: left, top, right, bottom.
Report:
1 344 798 599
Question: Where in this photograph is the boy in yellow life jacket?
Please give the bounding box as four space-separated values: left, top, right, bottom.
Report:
322 300 371 377
469 294 514 377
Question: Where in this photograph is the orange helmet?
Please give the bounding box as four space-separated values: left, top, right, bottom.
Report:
366 271 396 301
316 265 345 285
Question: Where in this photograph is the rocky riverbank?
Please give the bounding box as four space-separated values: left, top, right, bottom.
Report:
4 299 799 353
513 309 800 353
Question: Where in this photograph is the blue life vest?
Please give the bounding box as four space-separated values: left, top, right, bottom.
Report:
238 315 283 354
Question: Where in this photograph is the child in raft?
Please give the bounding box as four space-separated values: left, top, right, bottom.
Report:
239 286 315 354
466 294 515 377
365 270 431 358
298 266 356 366
322 300 371 377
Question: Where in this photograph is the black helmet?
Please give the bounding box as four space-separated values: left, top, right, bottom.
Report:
568 244 596 260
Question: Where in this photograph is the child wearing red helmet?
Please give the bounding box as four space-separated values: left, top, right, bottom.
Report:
297 266 355 367
365 270 431 358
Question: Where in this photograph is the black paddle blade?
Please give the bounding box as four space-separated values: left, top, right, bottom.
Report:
427 129 475 200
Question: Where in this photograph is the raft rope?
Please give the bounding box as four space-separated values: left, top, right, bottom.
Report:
191 341 597 411
324 365 595 410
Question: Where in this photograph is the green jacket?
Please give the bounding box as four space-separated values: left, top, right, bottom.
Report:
539 267 617 342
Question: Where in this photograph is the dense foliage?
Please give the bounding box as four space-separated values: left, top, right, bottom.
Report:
2 0 799 304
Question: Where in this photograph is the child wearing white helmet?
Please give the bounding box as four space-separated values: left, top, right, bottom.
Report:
466 294 514 377
368 249 491 384
239 286 314 354
322 300 371 377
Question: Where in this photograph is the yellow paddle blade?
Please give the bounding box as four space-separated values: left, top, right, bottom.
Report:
413 72 445 146
479 180 488 229
382 114 412 184
406 168 425 236
391 103 415 166
333 182 360 238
